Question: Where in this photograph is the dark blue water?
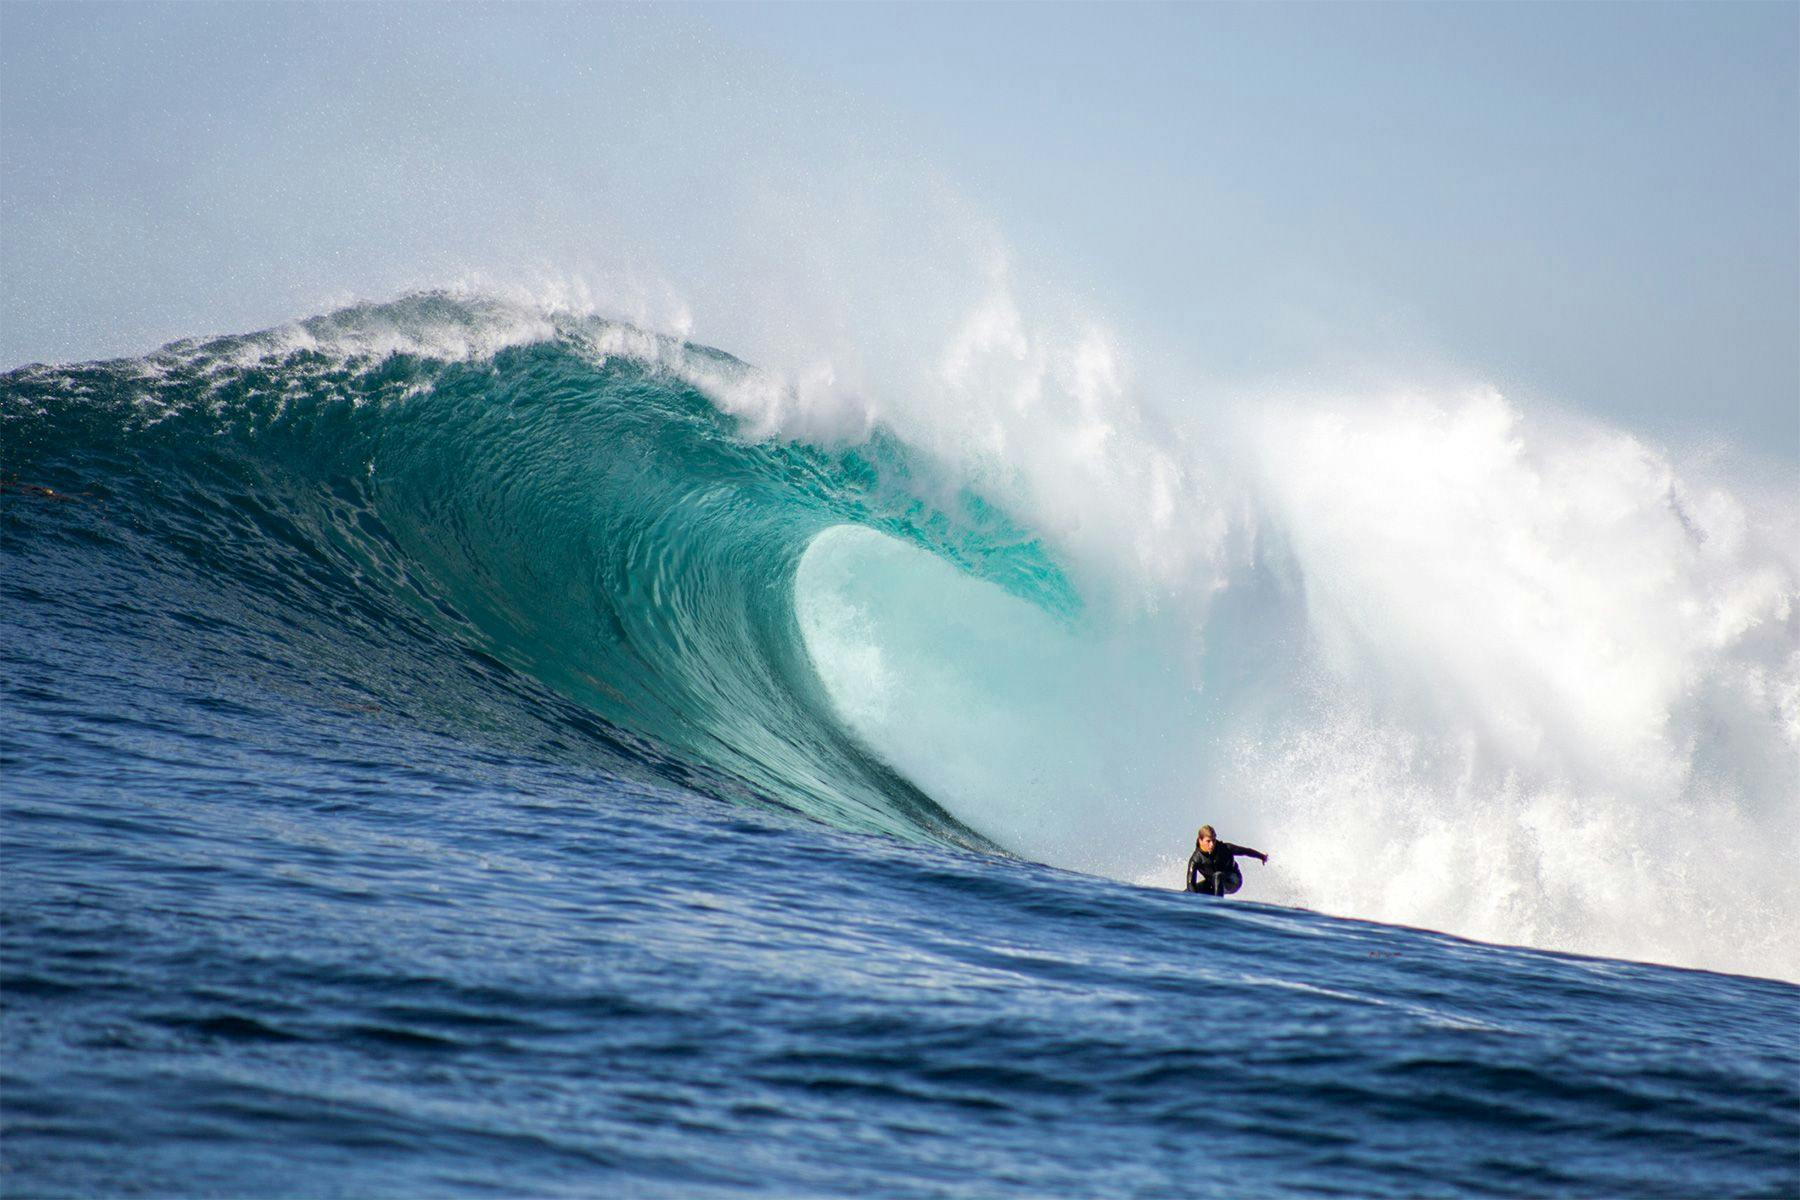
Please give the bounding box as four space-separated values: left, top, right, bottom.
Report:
4 300 1797 1197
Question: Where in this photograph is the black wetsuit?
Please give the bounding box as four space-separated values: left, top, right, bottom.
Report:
1185 841 1266 896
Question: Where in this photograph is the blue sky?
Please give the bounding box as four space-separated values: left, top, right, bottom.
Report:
3 2 1794 453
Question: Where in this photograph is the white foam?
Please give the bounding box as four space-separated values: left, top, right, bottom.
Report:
1228 391 1799 978
775 267 1797 980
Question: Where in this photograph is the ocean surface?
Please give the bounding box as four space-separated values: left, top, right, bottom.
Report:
4 295 1797 1197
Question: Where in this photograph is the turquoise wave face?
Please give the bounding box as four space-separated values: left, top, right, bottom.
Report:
0 295 1075 847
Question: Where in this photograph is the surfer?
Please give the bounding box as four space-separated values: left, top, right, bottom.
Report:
1184 825 1268 897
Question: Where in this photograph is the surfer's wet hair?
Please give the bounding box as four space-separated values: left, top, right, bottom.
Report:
1197 825 1216 841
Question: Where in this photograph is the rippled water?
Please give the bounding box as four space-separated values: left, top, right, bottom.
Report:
6 624 1797 1197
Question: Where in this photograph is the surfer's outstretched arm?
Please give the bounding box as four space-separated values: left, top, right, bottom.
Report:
1222 842 1269 864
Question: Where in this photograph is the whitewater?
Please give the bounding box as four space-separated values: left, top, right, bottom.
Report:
4 290 1797 1197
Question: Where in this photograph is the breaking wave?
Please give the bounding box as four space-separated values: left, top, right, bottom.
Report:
5 291 1795 978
